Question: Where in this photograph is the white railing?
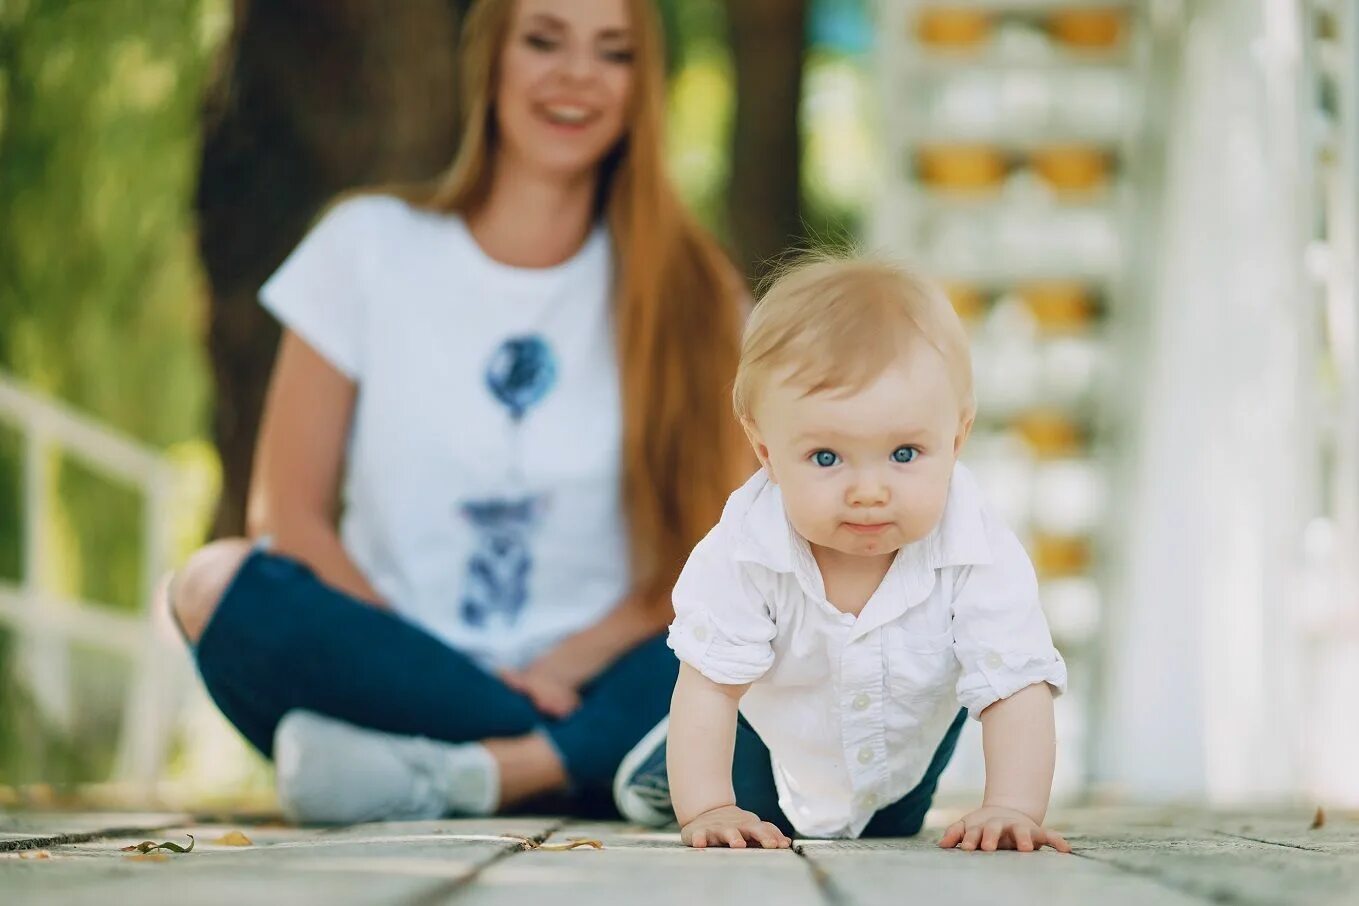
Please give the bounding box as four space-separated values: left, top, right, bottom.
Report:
0 372 180 798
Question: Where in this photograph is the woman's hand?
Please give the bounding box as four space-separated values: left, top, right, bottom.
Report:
499 665 581 719
511 591 671 697
680 805 791 850
938 805 1071 853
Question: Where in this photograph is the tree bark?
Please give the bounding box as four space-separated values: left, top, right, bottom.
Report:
725 0 807 284
196 0 467 538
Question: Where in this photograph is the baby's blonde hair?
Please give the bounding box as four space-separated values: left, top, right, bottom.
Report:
732 255 974 423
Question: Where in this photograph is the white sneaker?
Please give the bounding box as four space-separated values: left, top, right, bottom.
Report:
274 710 498 824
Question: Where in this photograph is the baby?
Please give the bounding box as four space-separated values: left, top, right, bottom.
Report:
613 257 1071 852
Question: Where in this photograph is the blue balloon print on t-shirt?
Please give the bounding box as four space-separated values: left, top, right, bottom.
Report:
486 335 558 421
459 336 557 630
459 496 548 629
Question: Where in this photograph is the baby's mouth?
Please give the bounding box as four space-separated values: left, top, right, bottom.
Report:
843 522 892 535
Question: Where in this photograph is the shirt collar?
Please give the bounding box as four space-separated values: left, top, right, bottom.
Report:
729 470 797 573
931 462 994 570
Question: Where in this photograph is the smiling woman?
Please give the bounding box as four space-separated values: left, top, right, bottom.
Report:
164 0 750 824
495 6 636 178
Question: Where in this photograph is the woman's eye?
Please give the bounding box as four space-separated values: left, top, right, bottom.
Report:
812 450 841 468
601 47 635 64
891 446 918 464
525 34 557 51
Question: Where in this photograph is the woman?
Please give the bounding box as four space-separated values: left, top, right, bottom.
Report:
169 0 747 822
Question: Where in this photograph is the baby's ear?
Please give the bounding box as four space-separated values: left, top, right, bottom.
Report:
741 418 776 481
953 409 975 457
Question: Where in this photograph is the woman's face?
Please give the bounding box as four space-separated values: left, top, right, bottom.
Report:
495 0 636 181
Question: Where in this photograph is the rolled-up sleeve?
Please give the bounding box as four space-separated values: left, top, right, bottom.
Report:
667 525 775 686
952 524 1068 720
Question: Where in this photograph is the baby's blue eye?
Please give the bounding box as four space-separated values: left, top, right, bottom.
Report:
892 446 918 464
812 450 841 468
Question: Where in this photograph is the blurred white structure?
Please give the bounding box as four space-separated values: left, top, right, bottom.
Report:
870 0 1146 800
874 0 1359 805
1105 0 1359 807
0 373 181 799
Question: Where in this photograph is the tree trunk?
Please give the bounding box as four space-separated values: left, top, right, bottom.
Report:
196 0 467 538
725 0 807 284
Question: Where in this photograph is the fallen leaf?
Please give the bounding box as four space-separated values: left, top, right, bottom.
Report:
18 850 51 860
124 853 170 863
1311 806 1326 830
503 834 604 852
21 784 55 809
209 831 254 847
121 835 195 854
538 839 604 851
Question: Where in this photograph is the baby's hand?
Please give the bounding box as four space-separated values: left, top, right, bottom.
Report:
681 805 792 849
938 805 1072 853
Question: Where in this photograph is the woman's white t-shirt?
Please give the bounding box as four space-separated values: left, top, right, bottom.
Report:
259 194 629 671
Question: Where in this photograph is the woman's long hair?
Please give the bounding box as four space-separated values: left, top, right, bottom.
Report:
393 0 748 599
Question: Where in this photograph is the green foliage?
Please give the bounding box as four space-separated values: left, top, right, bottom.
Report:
55 453 145 614
0 626 130 786
0 423 20 582
664 0 734 238
0 0 217 447
0 0 224 789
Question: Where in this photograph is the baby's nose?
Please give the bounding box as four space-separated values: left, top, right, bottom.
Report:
847 472 890 506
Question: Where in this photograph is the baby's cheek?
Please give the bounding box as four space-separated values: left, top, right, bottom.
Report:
900 475 951 533
784 489 837 540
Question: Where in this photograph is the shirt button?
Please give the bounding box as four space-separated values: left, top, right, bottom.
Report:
852 693 871 711
693 626 709 642
985 653 1003 669
857 746 874 765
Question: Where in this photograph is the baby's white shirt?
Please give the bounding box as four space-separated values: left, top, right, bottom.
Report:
667 464 1067 839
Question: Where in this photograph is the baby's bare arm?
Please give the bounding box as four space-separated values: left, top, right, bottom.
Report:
940 683 1071 853
669 663 747 825
668 664 791 848
979 682 1057 820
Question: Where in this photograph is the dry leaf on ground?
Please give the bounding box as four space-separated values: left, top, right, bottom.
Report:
18 850 52 860
1311 807 1326 830
121 835 195 854
210 831 254 846
538 839 604 851
504 835 605 851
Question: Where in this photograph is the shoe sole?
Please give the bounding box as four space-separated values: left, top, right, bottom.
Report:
611 715 673 827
